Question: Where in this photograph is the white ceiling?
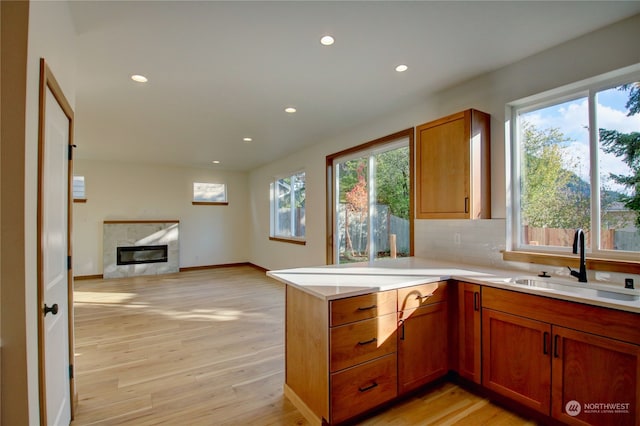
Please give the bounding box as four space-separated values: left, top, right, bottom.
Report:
69 1 640 171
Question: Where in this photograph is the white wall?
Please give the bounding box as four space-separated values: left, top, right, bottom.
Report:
24 1 77 424
73 160 250 276
249 14 640 279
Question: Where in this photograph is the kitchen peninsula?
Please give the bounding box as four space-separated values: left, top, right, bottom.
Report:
267 258 640 426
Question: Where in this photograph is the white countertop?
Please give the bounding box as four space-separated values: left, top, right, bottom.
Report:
267 257 640 313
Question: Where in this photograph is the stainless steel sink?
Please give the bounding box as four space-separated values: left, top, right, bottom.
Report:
510 277 640 302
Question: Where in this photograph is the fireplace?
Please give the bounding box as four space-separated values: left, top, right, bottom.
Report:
117 244 168 265
103 220 179 278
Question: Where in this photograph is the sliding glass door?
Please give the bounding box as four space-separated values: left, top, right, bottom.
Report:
330 131 412 264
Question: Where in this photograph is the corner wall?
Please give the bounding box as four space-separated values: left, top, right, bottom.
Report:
73 160 250 276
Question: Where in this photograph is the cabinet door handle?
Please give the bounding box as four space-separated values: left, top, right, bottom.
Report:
464 197 469 214
543 331 550 355
357 304 377 311
358 382 378 392
399 320 405 340
357 337 377 346
473 292 480 311
416 293 433 300
553 334 560 358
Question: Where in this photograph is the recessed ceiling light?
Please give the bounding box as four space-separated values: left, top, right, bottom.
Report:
285 107 297 114
395 64 408 73
212 160 220 164
131 74 148 83
243 137 253 142
320 35 335 46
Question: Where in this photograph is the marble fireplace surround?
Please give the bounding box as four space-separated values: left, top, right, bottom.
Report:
103 220 179 279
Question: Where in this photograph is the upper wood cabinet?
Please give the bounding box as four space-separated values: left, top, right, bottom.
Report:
416 109 491 219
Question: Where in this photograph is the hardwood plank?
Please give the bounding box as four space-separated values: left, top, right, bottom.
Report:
71 267 535 425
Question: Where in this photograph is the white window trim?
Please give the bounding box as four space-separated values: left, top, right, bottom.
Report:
270 170 306 242
193 182 228 204
507 64 640 262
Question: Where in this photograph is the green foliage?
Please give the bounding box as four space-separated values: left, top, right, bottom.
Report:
338 147 410 220
521 122 590 229
599 82 640 227
375 147 410 220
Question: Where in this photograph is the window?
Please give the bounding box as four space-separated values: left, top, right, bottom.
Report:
510 69 640 260
192 182 227 205
327 129 413 264
73 175 86 202
270 171 306 243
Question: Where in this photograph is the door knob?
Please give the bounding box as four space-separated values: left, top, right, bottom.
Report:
44 303 59 316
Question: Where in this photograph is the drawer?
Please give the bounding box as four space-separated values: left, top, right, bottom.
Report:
330 313 397 372
330 353 397 424
330 290 397 327
398 281 447 311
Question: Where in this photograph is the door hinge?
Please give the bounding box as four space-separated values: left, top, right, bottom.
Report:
68 144 77 161
69 364 74 379
67 255 72 270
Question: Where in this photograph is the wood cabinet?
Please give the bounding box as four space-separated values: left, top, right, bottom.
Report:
397 281 449 394
482 287 640 425
457 282 482 384
416 109 490 219
551 326 639 426
285 287 399 425
482 308 551 413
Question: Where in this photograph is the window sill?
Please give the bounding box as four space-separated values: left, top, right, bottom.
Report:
269 236 306 246
73 198 87 203
502 250 640 274
192 201 228 206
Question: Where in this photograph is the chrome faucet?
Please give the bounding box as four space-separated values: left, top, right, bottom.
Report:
568 228 588 283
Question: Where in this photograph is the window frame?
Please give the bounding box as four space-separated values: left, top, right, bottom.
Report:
326 128 414 264
192 182 228 205
505 64 640 273
72 175 87 203
269 170 306 244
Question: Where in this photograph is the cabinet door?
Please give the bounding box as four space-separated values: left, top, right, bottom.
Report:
458 282 481 384
398 302 449 394
551 326 639 426
482 308 551 414
416 112 469 219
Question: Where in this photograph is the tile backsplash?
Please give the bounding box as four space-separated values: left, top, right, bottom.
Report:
414 219 639 288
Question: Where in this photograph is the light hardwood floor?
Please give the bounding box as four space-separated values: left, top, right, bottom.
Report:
71 266 537 425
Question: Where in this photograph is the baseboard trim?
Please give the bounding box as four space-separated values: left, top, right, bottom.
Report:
74 274 103 281
179 262 268 272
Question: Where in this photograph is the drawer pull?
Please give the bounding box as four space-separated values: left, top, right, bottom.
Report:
358 381 378 392
357 304 377 311
357 337 377 346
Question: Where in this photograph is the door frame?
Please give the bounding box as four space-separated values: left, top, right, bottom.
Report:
37 57 76 424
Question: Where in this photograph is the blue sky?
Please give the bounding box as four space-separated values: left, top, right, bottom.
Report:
522 84 639 195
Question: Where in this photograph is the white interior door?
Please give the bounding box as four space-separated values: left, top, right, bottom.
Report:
41 84 72 426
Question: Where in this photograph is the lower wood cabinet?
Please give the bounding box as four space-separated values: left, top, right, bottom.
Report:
482 308 552 413
330 353 397 424
398 299 448 394
482 287 640 426
397 281 449 394
551 326 639 426
457 282 481 384
285 282 639 426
